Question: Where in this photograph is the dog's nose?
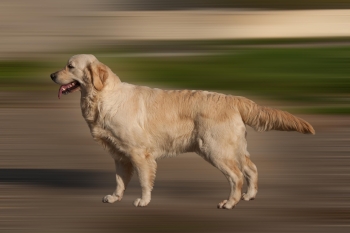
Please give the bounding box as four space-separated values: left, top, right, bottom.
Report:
50 72 56 81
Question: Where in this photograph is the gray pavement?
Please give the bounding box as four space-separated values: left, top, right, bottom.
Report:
0 91 349 232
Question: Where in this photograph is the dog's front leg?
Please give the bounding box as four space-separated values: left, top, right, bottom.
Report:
131 155 157 207
102 159 134 203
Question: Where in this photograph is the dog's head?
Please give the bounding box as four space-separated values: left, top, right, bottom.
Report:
50 54 110 99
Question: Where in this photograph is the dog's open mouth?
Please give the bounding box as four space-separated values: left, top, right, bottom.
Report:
58 81 80 99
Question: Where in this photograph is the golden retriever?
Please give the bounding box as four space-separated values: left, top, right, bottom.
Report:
50 54 315 209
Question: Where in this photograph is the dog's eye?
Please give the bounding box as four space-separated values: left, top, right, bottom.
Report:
68 64 74 69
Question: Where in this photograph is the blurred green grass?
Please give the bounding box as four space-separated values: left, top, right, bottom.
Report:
109 47 350 100
1 40 350 114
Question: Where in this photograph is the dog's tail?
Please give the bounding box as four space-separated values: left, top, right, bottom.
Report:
234 97 315 134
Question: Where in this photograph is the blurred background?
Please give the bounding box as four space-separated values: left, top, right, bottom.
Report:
1 1 350 232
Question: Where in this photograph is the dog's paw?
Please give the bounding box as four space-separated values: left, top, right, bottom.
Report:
241 193 255 201
133 198 150 207
217 200 235 209
102 195 120 203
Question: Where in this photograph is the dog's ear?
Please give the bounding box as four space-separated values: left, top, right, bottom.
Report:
88 62 109 91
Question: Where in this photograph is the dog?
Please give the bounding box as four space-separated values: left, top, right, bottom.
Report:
50 54 315 209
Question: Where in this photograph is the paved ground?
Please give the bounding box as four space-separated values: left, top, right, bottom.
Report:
1 1 350 57
0 91 349 232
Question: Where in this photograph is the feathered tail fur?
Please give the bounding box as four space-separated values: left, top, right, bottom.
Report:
234 97 315 134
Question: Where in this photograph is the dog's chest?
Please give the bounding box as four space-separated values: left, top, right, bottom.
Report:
87 108 144 156
89 122 131 157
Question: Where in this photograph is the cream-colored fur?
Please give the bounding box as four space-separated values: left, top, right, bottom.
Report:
51 54 315 209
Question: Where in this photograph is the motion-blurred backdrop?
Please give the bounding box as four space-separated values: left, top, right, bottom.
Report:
1 1 349 232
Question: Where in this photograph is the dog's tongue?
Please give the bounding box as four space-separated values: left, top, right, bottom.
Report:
58 84 69 99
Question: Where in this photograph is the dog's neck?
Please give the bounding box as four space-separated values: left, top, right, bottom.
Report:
80 87 100 126
80 73 121 127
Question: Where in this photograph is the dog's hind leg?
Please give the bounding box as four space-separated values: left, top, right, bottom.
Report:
103 159 134 203
130 154 157 207
242 155 258 201
212 157 244 209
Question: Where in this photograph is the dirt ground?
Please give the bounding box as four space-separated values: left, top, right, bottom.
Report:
1 91 349 233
